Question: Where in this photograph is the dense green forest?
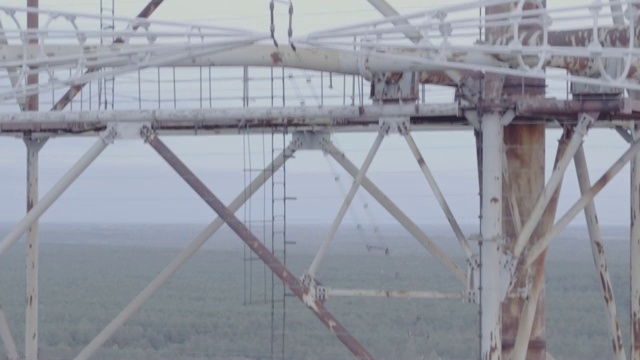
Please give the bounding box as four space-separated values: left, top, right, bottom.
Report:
0 224 633 359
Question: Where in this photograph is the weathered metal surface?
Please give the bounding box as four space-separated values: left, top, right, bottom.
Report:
26 0 38 113
145 133 373 360
50 0 165 111
632 123 640 360
24 137 46 360
324 141 467 284
480 113 503 360
501 123 546 359
325 288 464 300
0 129 113 260
74 142 299 360
526 134 640 267
308 130 385 278
513 114 594 259
0 305 18 360
509 127 571 360
575 144 627 360
404 131 475 263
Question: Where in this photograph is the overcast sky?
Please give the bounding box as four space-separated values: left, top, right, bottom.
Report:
0 0 634 230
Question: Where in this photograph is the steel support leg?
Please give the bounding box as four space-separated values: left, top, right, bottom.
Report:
574 144 627 360
0 305 18 360
526 134 640 267
510 127 571 360
632 124 640 360
403 131 475 263
74 142 299 360
0 131 114 260
143 132 373 360
513 114 594 258
308 130 385 278
480 113 503 360
324 141 466 284
24 137 47 360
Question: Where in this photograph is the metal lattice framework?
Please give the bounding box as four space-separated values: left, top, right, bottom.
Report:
1 0 640 359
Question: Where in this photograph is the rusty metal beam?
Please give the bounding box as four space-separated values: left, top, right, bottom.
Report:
510 127 570 360
24 137 47 360
50 0 165 111
144 131 374 360
632 123 640 360
575 144 626 360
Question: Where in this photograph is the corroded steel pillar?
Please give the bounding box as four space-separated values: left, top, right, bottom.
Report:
632 123 640 360
485 0 548 357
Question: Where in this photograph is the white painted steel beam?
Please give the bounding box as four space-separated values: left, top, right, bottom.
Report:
0 103 461 124
480 113 503 360
574 144 626 360
73 143 298 360
525 135 640 268
308 129 385 277
632 123 640 359
324 288 464 300
24 137 47 360
324 141 467 284
403 131 475 264
513 113 594 259
0 306 18 360
0 130 113 260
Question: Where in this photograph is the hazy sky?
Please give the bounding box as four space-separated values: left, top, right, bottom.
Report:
0 0 634 230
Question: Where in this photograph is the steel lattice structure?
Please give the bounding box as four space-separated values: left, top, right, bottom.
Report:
1 0 640 359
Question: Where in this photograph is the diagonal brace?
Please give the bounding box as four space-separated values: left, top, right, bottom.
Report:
403 131 476 265
73 140 299 360
308 130 385 278
526 134 640 267
0 305 18 360
513 113 596 258
324 141 466 284
144 131 374 360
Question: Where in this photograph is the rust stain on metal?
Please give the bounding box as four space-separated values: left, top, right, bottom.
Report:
147 134 374 360
271 51 283 65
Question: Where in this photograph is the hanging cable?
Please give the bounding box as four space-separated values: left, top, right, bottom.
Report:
288 1 295 51
270 0 278 47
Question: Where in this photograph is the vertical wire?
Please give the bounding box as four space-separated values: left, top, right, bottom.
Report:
172 67 177 109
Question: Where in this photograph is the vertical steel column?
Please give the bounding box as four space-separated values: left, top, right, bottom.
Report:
0 306 18 360
74 143 298 360
307 130 385 278
632 123 640 360
144 132 373 360
0 132 113 259
480 113 503 360
574 145 626 360
26 0 38 113
24 137 46 360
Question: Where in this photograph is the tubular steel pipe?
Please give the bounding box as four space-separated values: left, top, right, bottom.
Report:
632 124 640 360
0 132 112 260
144 132 374 360
308 130 385 277
73 141 298 360
526 135 640 268
574 144 626 360
0 306 18 360
51 0 165 111
513 114 594 259
480 113 503 360
324 141 466 284
404 131 475 263
325 288 464 300
24 137 46 360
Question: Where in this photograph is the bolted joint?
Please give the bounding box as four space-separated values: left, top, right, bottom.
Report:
139 125 156 143
100 125 118 144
